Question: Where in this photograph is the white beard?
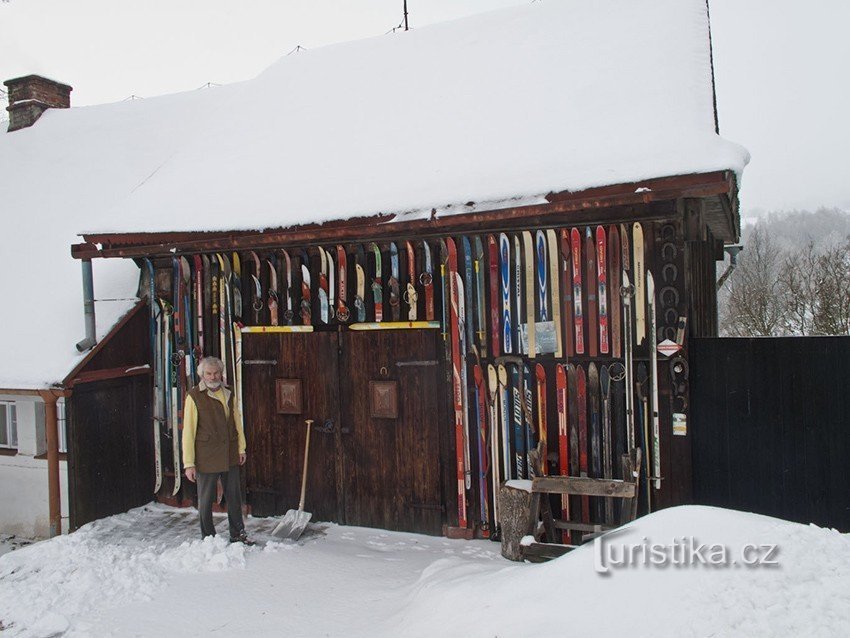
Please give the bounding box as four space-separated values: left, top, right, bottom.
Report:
205 380 222 390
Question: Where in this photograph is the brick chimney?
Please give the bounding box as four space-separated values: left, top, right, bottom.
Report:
4 75 72 132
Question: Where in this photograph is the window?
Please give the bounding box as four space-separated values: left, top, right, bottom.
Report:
57 399 67 454
0 401 17 449
35 399 68 456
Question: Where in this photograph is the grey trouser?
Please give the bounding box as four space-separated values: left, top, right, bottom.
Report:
196 465 245 539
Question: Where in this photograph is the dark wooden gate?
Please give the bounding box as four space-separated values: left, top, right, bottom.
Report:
690 337 850 531
243 329 443 535
67 375 153 530
243 332 344 524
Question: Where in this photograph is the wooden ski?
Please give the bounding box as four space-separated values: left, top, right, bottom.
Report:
585 228 599 357
546 229 562 358
556 364 570 543
633 222 646 345
368 242 383 322
421 241 434 321
535 363 548 477
389 242 401 322
354 245 366 323
447 238 468 529
560 229 574 358
608 225 622 358
474 236 487 353
596 226 609 355
570 228 585 354
488 235 501 358
336 245 350 322
576 364 588 523
473 360 490 538
488 364 501 538
404 241 417 322
648 271 661 490
522 231 536 358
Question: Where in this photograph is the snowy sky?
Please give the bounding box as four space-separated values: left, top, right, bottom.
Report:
1 0 848 218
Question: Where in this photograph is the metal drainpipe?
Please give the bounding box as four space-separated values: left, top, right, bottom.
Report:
38 390 62 537
75 258 97 352
716 245 743 291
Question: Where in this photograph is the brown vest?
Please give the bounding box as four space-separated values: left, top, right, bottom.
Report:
189 385 239 473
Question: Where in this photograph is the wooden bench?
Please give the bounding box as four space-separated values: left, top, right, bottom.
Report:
500 448 642 562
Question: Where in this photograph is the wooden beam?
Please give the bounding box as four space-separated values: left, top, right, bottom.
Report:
66 364 151 388
71 171 734 260
61 300 146 387
531 475 637 498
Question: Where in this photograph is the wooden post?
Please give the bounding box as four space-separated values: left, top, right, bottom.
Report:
38 389 64 537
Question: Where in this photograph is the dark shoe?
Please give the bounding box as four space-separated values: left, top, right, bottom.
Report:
230 531 256 546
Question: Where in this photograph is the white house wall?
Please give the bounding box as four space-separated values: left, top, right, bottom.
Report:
0 397 68 538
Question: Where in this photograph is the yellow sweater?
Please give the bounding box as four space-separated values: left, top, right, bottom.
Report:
181 385 246 469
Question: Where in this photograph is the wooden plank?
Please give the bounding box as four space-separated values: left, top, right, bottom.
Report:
531 475 636 497
522 541 576 562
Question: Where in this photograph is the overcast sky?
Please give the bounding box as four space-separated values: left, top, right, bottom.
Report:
1 0 848 217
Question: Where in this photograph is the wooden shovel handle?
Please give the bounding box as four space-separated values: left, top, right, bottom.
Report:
298 419 313 512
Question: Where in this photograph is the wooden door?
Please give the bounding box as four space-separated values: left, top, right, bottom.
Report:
340 329 443 535
242 332 343 523
68 375 153 530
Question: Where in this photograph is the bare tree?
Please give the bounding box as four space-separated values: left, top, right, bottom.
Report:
723 224 786 336
811 243 850 335
778 241 819 335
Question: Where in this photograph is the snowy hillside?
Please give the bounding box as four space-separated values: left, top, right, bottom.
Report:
1 504 847 636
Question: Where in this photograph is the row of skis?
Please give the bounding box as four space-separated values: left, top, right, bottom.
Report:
440 223 671 540
141 223 673 534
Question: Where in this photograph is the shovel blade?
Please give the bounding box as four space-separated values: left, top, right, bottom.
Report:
271 509 312 540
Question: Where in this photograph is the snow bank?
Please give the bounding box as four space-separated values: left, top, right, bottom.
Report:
392 505 850 637
1 504 848 637
0 508 248 636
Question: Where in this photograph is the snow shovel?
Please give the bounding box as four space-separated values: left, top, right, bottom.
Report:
272 419 313 540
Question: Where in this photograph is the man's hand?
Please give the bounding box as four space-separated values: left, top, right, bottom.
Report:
185 467 196 482
239 453 247 465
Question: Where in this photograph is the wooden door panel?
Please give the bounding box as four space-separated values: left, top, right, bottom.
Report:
340 330 443 535
243 332 342 522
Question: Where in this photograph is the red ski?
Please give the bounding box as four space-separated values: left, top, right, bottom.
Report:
608 225 622 358
535 363 548 477
560 229 574 358
570 228 585 354
596 226 609 354
556 364 571 543
577 363 589 524
336 245 350 322
585 228 598 357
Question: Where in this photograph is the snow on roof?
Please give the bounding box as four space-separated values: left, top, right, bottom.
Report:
86 0 749 234
0 0 749 387
0 85 238 389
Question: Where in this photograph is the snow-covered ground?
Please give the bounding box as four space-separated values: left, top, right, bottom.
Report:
1 504 848 637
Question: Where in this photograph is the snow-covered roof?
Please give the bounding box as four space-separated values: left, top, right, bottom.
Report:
0 0 748 388
87 0 748 234
0 86 238 389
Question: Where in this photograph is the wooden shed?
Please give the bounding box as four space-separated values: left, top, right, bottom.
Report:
67 1 747 538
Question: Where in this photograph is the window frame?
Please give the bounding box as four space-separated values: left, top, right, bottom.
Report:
0 401 18 450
